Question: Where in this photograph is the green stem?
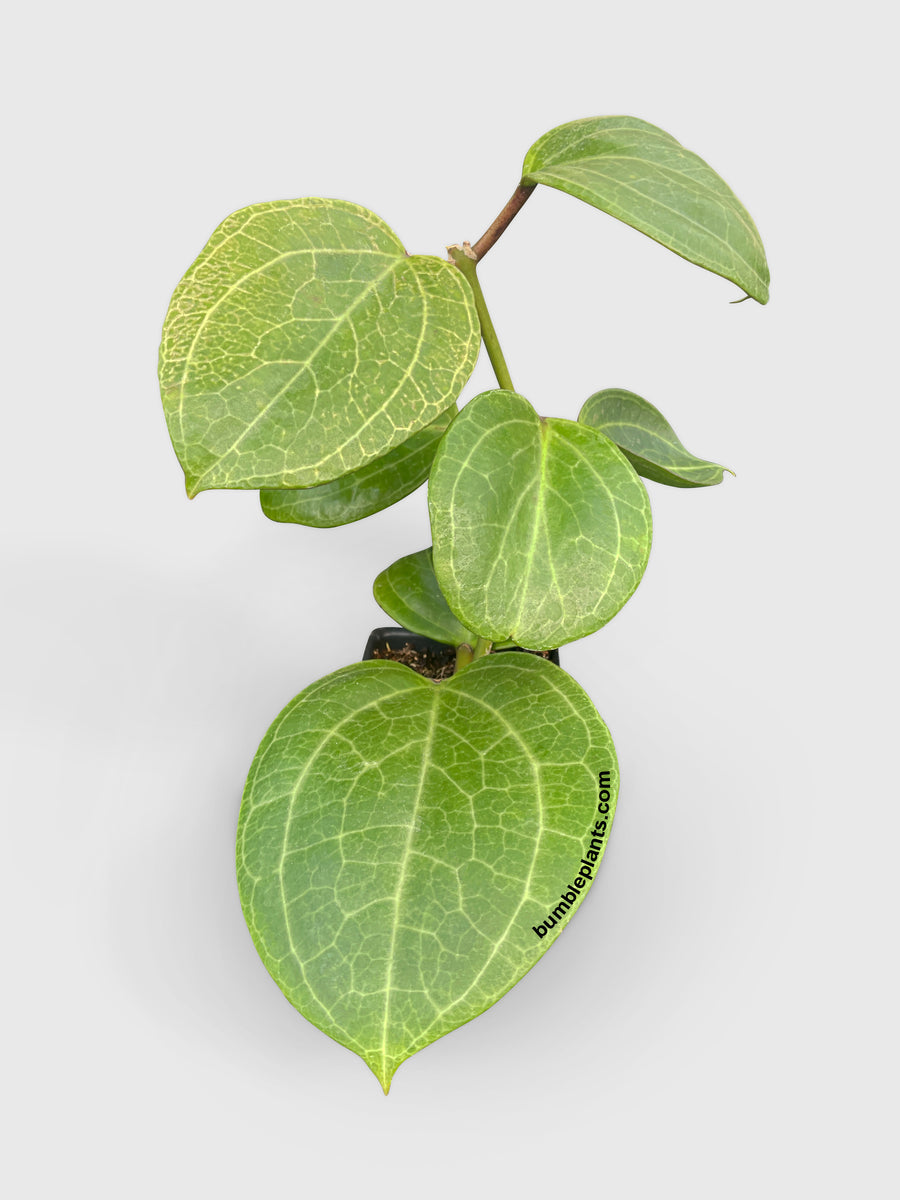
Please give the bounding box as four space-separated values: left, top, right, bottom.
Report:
472 636 493 660
448 244 514 393
455 636 492 672
455 642 474 670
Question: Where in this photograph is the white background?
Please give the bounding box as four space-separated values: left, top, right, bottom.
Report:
4 2 896 1196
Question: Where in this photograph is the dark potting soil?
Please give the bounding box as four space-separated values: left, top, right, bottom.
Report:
370 641 456 681
371 641 556 681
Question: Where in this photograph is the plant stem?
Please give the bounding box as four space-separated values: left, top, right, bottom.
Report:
454 636 493 673
448 244 514 393
472 636 493 659
471 184 535 262
455 643 474 670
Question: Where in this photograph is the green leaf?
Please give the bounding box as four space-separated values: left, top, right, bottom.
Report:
522 116 769 304
260 407 456 528
237 653 617 1092
159 198 479 497
578 389 731 488
428 390 652 650
373 547 473 646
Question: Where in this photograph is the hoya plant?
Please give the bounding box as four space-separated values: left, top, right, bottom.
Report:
159 116 768 1093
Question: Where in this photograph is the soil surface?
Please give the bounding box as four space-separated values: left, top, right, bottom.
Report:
371 642 553 681
370 642 456 681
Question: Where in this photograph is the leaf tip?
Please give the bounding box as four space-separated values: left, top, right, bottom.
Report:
183 469 210 500
367 1058 396 1095
731 283 769 306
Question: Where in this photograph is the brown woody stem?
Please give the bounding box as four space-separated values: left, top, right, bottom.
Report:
471 184 535 261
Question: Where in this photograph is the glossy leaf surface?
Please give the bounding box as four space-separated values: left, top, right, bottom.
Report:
373 547 472 646
522 116 769 303
578 389 731 488
429 390 652 650
260 408 456 528
159 198 479 496
237 653 617 1092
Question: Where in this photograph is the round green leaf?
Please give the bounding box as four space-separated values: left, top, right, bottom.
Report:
237 653 617 1093
578 389 731 488
260 407 456 528
428 390 652 650
373 546 473 646
159 198 479 496
522 116 770 304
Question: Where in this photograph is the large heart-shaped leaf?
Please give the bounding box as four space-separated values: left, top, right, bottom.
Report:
260 407 456 528
522 116 769 304
578 389 731 488
237 653 617 1092
159 198 479 496
428 390 652 650
373 547 473 646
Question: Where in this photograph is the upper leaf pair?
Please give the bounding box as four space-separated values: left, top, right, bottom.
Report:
158 116 767 513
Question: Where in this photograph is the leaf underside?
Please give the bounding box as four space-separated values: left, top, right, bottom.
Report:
373 546 473 646
428 390 652 650
237 653 617 1092
260 407 456 527
522 116 769 304
578 389 730 488
159 198 479 496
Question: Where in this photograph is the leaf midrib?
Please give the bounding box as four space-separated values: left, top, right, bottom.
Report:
589 417 722 476
266 673 427 1052
404 665 547 1051
528 159 763 282
184 257 402 493
525 120 760 245
379 687 440 1082
512 421 553 636
176 246 400 388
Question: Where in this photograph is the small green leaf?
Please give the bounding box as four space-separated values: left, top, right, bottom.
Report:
373 547 473 646
159 198 479 496
578 389 731 488
522 116 769 304
260 407 456 528
428 390 652 650
237 653 617 1092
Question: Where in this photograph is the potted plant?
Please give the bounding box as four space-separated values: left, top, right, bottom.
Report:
158 116 768 1093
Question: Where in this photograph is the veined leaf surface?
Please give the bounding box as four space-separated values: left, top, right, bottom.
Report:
578 389 731 488
429 390 652 650
260 407 456 528
373 547 473 646
522 116 769 304
159 199 479 496
237 653 618 1092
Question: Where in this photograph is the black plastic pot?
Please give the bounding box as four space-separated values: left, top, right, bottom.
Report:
363 627 560 677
